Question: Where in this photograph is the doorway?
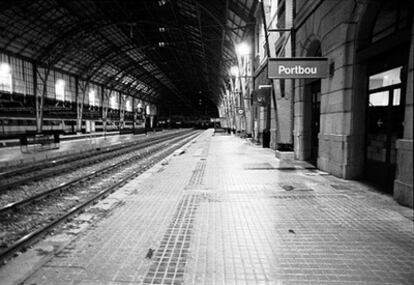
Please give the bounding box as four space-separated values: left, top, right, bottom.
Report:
309 80 321 164
365 66 405 192
354 0 412 193
303 40 322 165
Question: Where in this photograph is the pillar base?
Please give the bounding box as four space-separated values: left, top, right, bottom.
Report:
275 150 294 161
394 139 413 208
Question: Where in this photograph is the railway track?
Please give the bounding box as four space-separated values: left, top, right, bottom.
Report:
0 130 188 192
0 130 201 263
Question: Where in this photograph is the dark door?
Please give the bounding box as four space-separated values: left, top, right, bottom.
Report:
366 67 405 192
310 81 321 164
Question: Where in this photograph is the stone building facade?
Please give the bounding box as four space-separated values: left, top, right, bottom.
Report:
232 0 412 207
293 0 413 207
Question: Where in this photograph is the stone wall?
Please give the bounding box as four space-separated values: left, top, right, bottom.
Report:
293 0 413 207
394 23 414 207
294 0 356 178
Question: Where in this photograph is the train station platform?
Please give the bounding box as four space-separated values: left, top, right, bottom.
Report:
0 131 162 169
0 131 122 148
2 129 414 285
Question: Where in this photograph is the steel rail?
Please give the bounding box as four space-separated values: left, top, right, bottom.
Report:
0 130 185 179
0 131 197 214
0 130 190 192
0 131 200 263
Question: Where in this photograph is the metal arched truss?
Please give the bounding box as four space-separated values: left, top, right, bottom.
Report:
0 0 259 116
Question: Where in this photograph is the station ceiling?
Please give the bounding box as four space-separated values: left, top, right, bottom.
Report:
0 0 258 116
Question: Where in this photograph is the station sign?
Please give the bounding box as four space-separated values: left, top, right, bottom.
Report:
268 57 329 79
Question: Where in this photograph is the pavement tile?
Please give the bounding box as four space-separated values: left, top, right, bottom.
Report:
23 131 414 285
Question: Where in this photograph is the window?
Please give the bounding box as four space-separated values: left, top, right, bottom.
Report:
392 89 401 106
0 62 12 93
11 57 25 95
369 67 402 90
23 60 33 95
125 97 132 112
55 79 65 101
67 76 76 102
88 84 101 106
46 70 55 99
369 92 389 106
89 89 96 106
110 93 119 109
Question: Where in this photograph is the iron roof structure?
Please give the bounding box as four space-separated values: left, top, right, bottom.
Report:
0 0 258 116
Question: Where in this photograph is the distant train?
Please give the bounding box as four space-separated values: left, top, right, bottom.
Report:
0 115 217 139
157 116 215 129
0 117 72 139
0 117 135 139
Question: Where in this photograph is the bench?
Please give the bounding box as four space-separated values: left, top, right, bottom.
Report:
20 132 60 153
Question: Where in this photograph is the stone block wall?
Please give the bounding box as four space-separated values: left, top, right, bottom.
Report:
394 25 414 207
294 0 359 177
293 0 413 207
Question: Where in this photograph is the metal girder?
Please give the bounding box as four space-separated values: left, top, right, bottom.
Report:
197 2 244 40
102 63 157 92
120 82 158 102
33 1 247 102
138 1 198 97
169 1 203 92
195 2 211 96
4 3 67 51
36 15 205 64
221 0 230 74
78 44 153 80
36 20 110 64
228 0 256 23
0 0 28 10
41 20 176 100
0 0 259 117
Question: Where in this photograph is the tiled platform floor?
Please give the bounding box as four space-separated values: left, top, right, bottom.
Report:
22 130 414 285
